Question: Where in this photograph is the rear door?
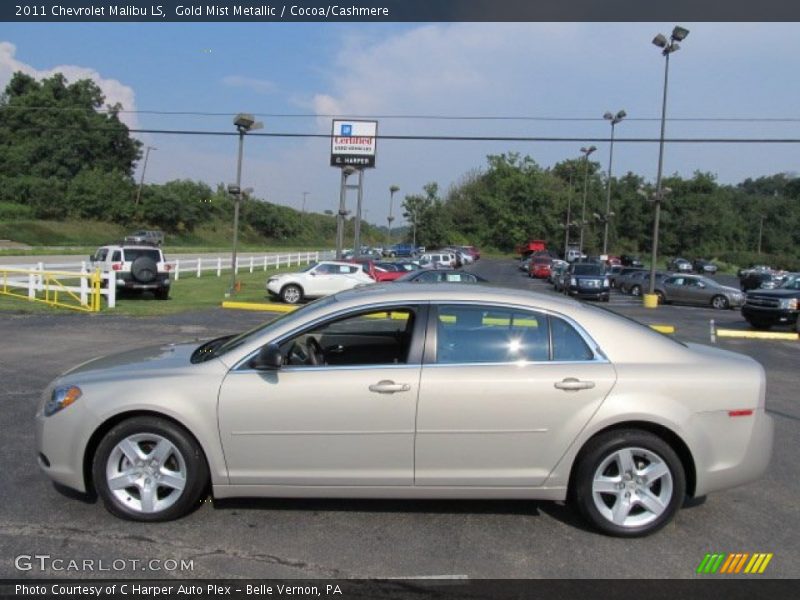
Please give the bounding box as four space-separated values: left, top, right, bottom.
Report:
414 303 616 487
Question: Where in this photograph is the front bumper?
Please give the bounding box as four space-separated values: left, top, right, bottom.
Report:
567 287 610 300
35 397 99 494
742 305 798 326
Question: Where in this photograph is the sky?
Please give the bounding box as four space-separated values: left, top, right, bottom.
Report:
2 22 800 225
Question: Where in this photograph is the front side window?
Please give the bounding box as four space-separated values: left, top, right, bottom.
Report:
278 307 417 368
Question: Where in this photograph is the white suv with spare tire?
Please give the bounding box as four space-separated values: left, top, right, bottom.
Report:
90 243 171 299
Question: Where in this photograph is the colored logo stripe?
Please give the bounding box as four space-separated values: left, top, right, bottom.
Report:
697 553 773 574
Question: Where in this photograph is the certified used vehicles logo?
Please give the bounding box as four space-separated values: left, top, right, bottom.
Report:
696 552 774 574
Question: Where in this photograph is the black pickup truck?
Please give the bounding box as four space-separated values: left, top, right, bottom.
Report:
741 273 800 331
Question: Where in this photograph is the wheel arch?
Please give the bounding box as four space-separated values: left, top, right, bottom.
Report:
567 420 697 499
280 282 304 296
82 410 210 496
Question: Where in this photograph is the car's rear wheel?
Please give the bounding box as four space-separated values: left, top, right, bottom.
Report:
155 288 169 300
92 416 208 522
711 295 729 310
280 284 303 304
630 285 641 296
573 430 685 537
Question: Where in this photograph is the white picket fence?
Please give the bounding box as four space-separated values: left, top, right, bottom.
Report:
0 250 334 310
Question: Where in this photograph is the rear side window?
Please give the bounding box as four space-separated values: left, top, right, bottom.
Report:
436 305 550 364
550 317 593 361
111 251 122 262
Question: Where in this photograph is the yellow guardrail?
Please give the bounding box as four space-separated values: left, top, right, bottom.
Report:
1 267 102 312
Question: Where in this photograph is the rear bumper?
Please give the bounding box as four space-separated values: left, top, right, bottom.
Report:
693 409 774 496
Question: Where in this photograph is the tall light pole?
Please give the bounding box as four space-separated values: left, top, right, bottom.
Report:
757 214 766 255
134 145 157 206
387 185 399 248
602 110 626 254
648 25 689 297
563 172 574 258
229 113 263 296
578 146 596 256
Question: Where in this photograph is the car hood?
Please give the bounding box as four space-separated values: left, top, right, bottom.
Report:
59 342 202 380
714 284 742 295
747 288 800 299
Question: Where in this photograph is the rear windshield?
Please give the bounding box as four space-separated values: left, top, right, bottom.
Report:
122 249 161 261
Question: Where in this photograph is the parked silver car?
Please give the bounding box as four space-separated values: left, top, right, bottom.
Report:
36 285 772 536
655 275 745 309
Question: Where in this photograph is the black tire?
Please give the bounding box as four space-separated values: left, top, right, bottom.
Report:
280 284 303 304
656 291 666 305
572 429 686 537
630 285 641 297
92 416 208 522
155 288 170 301
130 256 158 284
711 295 729 310
746 319 771 330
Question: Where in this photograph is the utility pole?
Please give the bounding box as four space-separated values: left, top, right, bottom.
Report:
134 146 156 206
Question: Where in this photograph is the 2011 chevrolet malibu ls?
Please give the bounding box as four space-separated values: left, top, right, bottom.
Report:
36 284 773 537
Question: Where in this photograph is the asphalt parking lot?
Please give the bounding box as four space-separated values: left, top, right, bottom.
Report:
1 259 797 579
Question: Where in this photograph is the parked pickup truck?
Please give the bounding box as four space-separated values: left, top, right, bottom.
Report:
741 273 800 331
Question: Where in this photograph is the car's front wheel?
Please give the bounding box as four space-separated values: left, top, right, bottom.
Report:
711 295 730 310
573 430 685 537
280 284 303 304
92 416 208 521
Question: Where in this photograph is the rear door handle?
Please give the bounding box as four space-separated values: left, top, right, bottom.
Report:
369 380 411 394
554 377 595 391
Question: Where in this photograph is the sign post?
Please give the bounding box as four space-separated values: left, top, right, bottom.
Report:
331 120 377 259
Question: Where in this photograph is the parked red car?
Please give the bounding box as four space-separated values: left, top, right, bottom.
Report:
373 262 407 282
528 256 553 279
461 245 481 261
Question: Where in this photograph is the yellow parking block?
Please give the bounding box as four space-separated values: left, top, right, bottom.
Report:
221 301 297 313
716 329 799 341
649 324 676 334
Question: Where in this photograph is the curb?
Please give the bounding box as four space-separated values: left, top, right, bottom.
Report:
649 324 676 334
221 301 297 313
716 329 799 341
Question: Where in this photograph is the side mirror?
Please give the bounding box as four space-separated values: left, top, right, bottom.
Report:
250 343 283 370
89 255 95 262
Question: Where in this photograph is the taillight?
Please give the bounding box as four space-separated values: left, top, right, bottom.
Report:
164 264 172 272
111 263 122 271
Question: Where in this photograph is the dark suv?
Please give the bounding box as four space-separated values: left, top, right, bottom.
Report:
564 263 610 301
741 274 800 331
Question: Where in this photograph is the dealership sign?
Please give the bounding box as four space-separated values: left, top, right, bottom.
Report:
330 120 377 168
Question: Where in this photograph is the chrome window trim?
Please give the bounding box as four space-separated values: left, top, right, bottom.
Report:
233 300 428 372
430 300 608 365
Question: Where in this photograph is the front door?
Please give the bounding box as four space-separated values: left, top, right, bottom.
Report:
218 305 425 486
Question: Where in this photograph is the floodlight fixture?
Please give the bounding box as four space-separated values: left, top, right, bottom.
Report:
652 34 668 48
672 26 689 42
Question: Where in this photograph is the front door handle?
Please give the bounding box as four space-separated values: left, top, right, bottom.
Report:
369 380 411 394
554 377 595 391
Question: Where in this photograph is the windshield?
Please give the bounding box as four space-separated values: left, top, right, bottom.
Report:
573 264 604 276
780 274 800 290
206 294 337 359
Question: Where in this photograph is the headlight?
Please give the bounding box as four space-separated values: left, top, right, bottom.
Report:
45 385 82 417
779 298 798 310
603 278 610 287
570 277 577 286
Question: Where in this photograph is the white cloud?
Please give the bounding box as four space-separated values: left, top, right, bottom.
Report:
221 75 277 95
0 41 140 130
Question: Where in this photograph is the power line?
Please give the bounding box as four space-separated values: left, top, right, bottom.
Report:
3 105 800 123
8 125 800 144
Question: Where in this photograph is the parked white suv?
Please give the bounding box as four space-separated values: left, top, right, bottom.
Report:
266 261 374 304
90 243 171 299
419 252 456 269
